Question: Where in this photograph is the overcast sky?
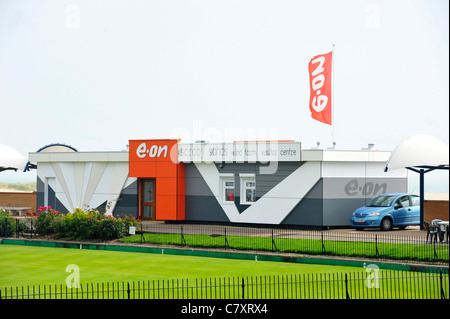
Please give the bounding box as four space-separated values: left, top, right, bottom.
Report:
1 0 448 192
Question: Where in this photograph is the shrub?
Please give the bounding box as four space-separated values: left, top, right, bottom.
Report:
3 207 136 240
53 208 100 240
0 209 27 236
51 208 137 241
26 206 61 235
97 216 123 239
120 215 138 234
0 209 16 236
21 207 138 241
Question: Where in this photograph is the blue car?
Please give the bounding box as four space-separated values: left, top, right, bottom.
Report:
350 193 421 231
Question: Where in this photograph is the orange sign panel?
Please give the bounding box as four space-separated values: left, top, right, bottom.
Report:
129 139 184 221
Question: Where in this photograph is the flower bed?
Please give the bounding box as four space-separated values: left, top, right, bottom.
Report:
25 207 137 241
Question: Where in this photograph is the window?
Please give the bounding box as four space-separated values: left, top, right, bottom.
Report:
240 174 256 205
396 196 410 208
411 195 420 207
220 174 235 203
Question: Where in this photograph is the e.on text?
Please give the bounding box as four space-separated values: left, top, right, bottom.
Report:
136 142 168 159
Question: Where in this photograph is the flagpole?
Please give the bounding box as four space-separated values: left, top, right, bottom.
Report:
332 43 336 146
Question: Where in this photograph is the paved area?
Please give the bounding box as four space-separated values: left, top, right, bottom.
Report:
328 225 424 237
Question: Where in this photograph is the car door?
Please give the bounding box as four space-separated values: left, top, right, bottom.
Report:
409 195 421 225
393 195 410 226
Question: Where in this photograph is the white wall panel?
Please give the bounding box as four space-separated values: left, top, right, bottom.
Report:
322 162 366 177
59 162 77 210
80 162 92 207
37 163 56 178
73 162 85 208
365 162 407 177
51 162 75 211
322 162 407 178
96 162 129 215
35 152 131 215
83 162 107 206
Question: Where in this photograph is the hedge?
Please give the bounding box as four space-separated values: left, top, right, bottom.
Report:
25 207 137 241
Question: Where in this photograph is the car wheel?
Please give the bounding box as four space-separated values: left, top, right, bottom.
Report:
380 217 393 231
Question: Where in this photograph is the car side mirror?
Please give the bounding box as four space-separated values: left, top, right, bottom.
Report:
394 204 403 210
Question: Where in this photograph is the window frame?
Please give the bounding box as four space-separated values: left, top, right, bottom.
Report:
239 173 256 205
219 174 235 204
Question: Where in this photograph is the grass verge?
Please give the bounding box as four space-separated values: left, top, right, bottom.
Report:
120 232 449 262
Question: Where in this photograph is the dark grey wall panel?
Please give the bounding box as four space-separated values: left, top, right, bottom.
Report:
113 180 138 218
36 177 44 211
36 177 69 214
185 164 217 197
185 164 230 221
185 195 230 222
281 198 323 226
55 197 69 214
322 198 367 226
120 180 138 195
281 179 323 226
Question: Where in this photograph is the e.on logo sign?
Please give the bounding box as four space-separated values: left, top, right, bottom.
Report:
129 139 179 164
136 142 168 158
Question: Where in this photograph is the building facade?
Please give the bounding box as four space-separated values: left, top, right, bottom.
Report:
29 139 407 227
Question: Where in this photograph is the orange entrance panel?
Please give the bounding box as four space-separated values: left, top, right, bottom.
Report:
129 139 185 221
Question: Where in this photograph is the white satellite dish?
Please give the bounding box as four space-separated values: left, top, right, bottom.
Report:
0 144 28 172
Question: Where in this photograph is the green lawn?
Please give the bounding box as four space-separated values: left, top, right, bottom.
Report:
0 245 447 299
120 232 449 262
0 245 364 288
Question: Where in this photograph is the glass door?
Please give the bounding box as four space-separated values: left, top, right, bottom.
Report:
140 179 156 220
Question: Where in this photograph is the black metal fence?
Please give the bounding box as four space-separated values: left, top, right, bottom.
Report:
1 217 449 263
1 270 448 299
127 223 449 263
0 216 35 239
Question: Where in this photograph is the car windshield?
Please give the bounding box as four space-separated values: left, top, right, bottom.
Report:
366 195 397 207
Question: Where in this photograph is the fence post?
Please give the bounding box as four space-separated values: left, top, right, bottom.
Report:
271 229 274 251
271 229 277 252
224 227 228 249
345 273 350 299
181 225 186 246
140 223 143 244
434 241 438 260
375 234 379 258
321 233 325 254
241 278 245 299
127 282 131 299
440 270 446 300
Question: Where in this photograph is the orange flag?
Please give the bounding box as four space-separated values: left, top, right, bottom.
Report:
308 51 333 125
